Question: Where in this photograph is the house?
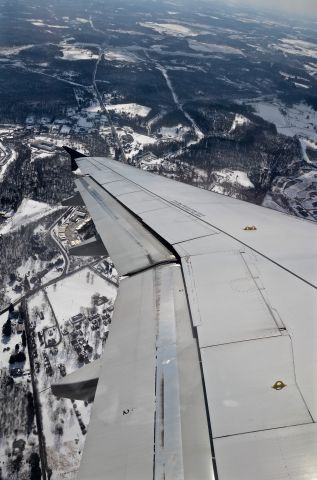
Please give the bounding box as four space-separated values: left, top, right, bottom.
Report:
71 313 85 325
95 296 108 306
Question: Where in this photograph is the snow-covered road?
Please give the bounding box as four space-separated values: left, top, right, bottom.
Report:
155 62 204 144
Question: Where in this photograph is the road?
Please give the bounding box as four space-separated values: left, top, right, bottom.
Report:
21 299 48 480
47 208 72 275
0 205 111 316
92 48 128 163
155 62 204 143
1 257 105 315
42 289 62 347
0 141 17 180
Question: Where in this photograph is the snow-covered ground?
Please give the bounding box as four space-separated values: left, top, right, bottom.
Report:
106 103 151 118
299 138 317 165
229 114 250 133
139 22 201 37
273 38 317 60
30 20 69 29
30 150 55 163
212 184 226 195
4 254 64 305
140 157 164 171
249 100 317 159
0 310 37 479
213 169 254 189
0 199 62 234
28 268 117 478
0 143 17 181
282 171 317 204
103 49 139 63
45 268 117 324
27 291 88 479
118 126 156 159
263 169 317 220
59 44 98 61
0 312 30 371
0 45 34 56
305 62 317 78
159 124 190 140
76 17 89 24
32 135 89 154
188 39 244 55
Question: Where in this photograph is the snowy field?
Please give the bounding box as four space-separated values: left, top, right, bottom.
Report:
213 169 254 189
229 114 250 133
139 21 201 37
0 198 62 234
45 268 117 324
117 127 156 159
188 39 244 55
139 22 210 38
106 103 151 118
249 100 317 149
30 149 55 163
103 49 138 63
273 38 317 60
159 124 190 140
0 45 34 56
4 254 64 306
30 20 69 29
59 44 98 61
305 62 317 78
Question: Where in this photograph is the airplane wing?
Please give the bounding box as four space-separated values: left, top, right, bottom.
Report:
53 153 317 480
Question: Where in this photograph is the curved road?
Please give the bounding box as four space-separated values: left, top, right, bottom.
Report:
47 208 72 275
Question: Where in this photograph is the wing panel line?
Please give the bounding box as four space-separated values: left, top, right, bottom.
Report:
83 158 317 290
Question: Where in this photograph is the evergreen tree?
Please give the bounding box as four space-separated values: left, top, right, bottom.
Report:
2 318 12 337
22 331 27 348
29 453 42 480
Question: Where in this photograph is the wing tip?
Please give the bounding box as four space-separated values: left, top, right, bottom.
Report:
63 146 87 171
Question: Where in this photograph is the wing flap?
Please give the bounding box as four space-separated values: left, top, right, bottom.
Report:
75 176 175 275
78 264 213 480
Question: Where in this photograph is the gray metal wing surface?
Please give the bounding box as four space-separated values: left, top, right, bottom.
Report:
54 156 317 480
